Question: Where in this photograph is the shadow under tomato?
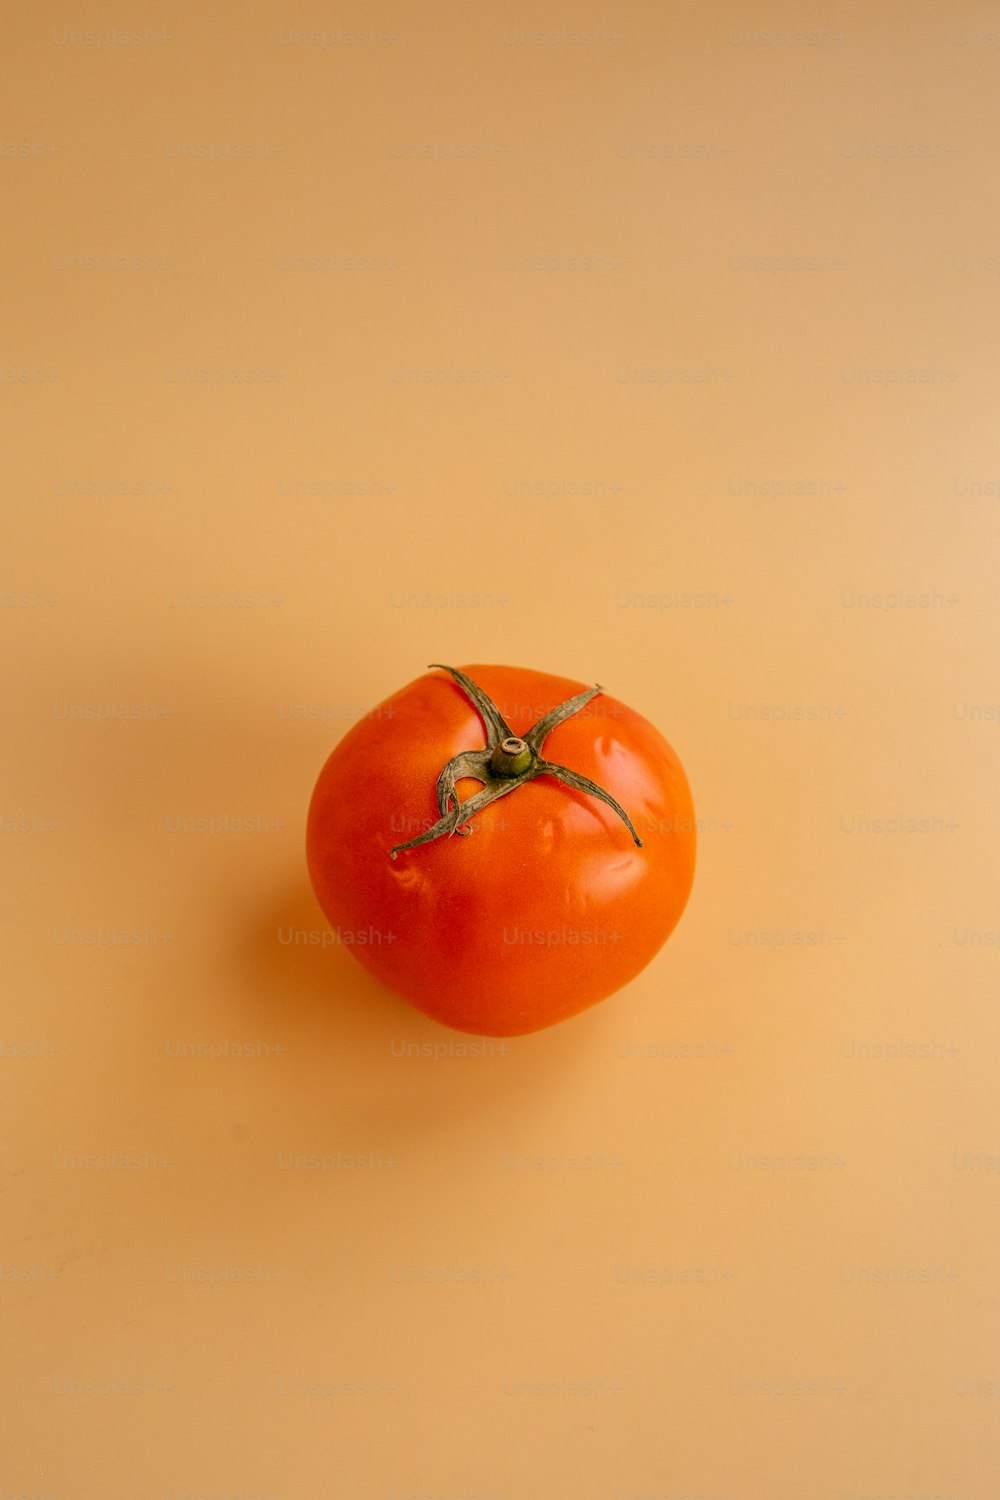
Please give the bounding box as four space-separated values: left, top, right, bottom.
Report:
232 875 602 1138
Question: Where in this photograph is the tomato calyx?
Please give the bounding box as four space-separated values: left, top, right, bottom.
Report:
388 664 644 859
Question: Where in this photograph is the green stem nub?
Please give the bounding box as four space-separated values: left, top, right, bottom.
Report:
489 736 533 778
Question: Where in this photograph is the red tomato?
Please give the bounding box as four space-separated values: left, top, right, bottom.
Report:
306 663 695 1036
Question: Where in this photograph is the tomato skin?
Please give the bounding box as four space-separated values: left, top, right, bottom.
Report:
306 664 695 1037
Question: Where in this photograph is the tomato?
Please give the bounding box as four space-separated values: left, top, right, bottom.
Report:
306 663 696 1037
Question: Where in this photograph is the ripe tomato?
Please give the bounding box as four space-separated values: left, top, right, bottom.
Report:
306 663 695 1036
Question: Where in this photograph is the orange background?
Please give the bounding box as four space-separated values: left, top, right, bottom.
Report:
3 2 999 1495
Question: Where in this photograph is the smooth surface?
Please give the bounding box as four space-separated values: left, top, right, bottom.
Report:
2 2 999 1496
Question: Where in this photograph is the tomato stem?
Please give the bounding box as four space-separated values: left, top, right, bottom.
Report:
388 665 643 858
489 736 533 778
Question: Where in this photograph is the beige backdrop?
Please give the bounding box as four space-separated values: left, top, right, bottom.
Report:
3 1 999 1496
